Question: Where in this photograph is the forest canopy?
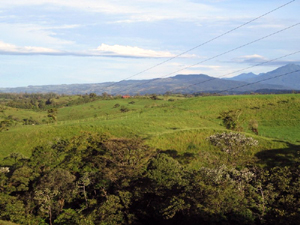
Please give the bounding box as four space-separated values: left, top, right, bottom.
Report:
1 131 300 225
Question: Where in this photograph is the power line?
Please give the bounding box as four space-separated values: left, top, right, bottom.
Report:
104 0 296 90
216 69 300 94
170 50 300 93
121 22 300 93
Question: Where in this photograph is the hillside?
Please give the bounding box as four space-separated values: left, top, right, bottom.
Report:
1 93 299 162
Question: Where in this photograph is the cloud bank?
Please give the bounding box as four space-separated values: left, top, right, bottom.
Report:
93 44 176 58
0 0 219 23
0 41 62 55
231 54 300 67
0 41 190 58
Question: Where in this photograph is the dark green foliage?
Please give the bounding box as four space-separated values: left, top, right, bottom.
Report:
47 108 58 122
1 129 300 224
258 166 300 225
120 106 129 113
219 109 243 131
0 120 12 132
34 168 76 225
0 93 103 111
89 93 97 98
0 193 27 224
23 118 39 125
150 94 162 100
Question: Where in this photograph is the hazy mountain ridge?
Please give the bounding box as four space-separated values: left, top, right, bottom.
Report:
241 64 300 89
228 64 300 90
226 72 257 81
0 64 299 95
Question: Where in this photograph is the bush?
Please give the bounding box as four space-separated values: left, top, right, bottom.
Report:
249 119 258 135
218 109 243 131
207 132 258 161
120 106 129 113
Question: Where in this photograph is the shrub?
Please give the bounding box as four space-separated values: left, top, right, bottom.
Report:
218 109 243 131
249 119 258 135
120 106 129 113
207 132 258 161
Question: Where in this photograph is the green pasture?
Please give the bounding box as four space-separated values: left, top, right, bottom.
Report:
1 94 299 167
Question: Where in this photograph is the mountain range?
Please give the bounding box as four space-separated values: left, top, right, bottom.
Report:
227 64 300 90
0 64 299 95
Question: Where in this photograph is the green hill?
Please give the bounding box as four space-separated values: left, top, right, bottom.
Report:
1 93 299 167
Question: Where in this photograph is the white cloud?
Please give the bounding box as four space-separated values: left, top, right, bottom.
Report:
0 40 62 55
93 44 176 58
0 0 133 14
228 54 300 68
0 41 196 58
232 54 268 64
0 0 219 22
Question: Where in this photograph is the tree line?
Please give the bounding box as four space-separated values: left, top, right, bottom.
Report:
1 131 300 224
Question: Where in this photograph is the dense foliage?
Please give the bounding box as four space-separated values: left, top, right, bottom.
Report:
0 93 103 110
1 131 300 225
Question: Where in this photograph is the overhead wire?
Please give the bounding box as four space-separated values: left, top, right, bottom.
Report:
216 69 300 94
169 50 300 93
103 0 296 90
119 22 300 93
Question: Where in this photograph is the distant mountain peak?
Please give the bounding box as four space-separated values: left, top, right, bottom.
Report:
226 72 257 81
274 63 300 71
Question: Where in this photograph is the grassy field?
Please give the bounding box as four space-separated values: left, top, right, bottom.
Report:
0 220 19 225
1 94 299 167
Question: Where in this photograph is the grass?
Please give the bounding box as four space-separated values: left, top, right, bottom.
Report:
0 220 19 225
0 94 299 167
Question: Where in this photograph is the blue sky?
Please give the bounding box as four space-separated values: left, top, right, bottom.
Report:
0 0 299 87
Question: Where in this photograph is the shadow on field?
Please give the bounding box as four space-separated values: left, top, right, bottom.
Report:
159 149 195 164
255 141 300 168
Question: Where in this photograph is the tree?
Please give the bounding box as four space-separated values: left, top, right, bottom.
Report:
89 93 97 98
47 108 58 122
259 166 300 225
101 138 156 187
34 168 76 225
0 193 27 224
131 154 189 223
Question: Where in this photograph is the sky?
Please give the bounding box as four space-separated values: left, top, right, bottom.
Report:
0 0 299 88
